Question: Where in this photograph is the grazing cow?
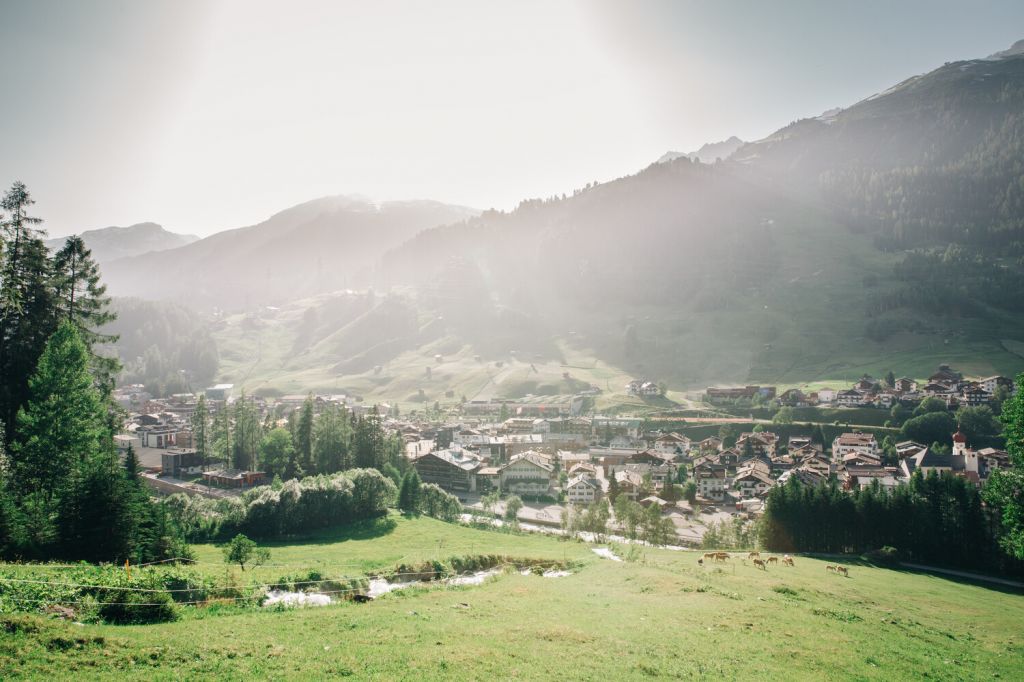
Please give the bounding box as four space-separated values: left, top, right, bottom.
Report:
782 556 794 567
748 551 760 559
826 565 837 573
753 558 766 570
703 552 717 561
837 566 849 577
766 556 778 565
716 552 730 561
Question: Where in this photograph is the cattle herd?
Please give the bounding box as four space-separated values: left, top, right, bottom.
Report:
697 551 849 576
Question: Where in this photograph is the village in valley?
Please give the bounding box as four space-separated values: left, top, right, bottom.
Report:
117 362 1015 547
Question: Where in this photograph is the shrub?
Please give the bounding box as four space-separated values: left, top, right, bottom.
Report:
96 588 176 625
863 546 901 565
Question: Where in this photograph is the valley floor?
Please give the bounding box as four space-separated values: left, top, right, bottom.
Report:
2 516 1022 680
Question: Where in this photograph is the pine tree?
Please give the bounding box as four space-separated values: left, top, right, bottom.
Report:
51 236 119 391
398 470 422 513
10 321 108 544
192 394 209 460
314 404 350 473
0 182 56 439
295 395 315 475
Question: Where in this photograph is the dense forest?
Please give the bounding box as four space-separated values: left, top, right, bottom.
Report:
108 298 219 395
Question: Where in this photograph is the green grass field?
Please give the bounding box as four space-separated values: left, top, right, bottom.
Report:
2 515 1022 680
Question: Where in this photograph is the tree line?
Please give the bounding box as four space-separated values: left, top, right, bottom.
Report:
759 472 1023 573
0 181 186 562
190 393 407 484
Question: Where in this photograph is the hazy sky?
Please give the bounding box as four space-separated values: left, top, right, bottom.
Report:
3 0 1023 238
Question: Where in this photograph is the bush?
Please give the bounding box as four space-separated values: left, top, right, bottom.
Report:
96 588 176 625
863 546 901 565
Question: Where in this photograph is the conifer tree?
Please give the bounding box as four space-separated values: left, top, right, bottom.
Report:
294 395 315 475
51 235 119 390
10 321 107 543
0 182 56 438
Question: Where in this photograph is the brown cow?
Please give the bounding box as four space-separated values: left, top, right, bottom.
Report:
765 556 778 565
782 556 794 567
714 552 730 563
703 552 717 561
826 565 837 572
753 558 766 570
747 551 760 559
837 566 849 577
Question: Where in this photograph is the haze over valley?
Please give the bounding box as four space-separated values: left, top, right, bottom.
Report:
3 4 1024 680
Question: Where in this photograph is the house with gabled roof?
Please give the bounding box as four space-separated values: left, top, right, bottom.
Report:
566 475 602 506
499 450 556 496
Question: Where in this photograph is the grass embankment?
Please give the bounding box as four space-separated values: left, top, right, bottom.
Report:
2 515 1023 679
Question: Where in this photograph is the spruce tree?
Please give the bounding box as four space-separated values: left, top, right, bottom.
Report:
51 235 119 391
192 394 209 460
10 321 107 544
0 182 56 439
295 395 315 475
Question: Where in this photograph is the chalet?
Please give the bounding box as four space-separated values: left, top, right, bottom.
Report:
735 432 777 458
777 466 827 488
697 436 723 452
841 451 882 468
566 475 602 506
873 393 896 409
413 449 483 494
978 375 1013 395
732 460 773 499
787 435 813 451
835 389 864 408
718 447 743 467
626 379 662 397
651 432 691 456
960 385 992 407
790 444 824 462
853 375 878 393
777 388 808 407
614 469 645 500
894 377 917 394
816 388 837 404
499 451 556 496
928 364 963 388
693 462 726 501
568 462 597 479
832 432 879 459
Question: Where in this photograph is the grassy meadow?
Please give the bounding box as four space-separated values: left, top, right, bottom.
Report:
2 514 1022 680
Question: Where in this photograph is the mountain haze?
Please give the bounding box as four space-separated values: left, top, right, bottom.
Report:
45 223 198 264
108 40 1024 391
657 136 745 164
103 196 479 308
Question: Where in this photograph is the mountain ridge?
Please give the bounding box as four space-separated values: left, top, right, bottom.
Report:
45 222 198 264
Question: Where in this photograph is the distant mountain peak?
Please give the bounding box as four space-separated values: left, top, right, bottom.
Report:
657 136 744 165
45 223 199 264
987 38 1024 60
